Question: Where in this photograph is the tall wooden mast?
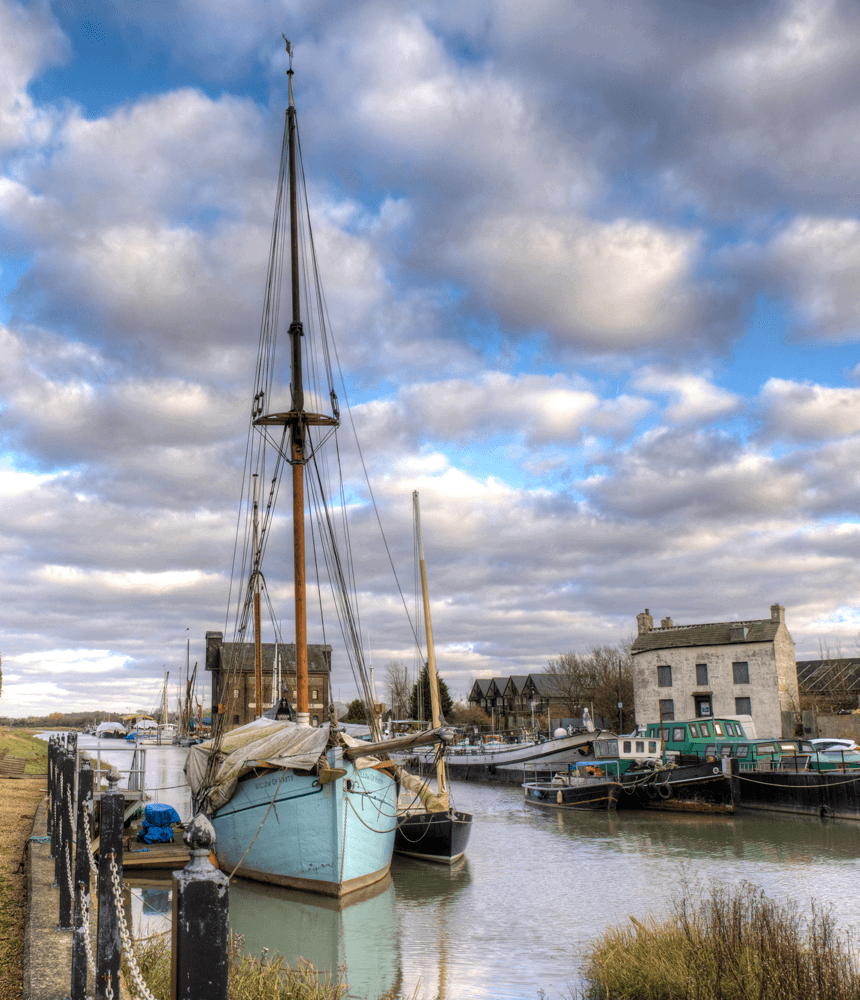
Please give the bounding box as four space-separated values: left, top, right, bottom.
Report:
413 491 448 806
252 46 337 727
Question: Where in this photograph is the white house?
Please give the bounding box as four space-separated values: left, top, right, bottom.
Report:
631 604 799 739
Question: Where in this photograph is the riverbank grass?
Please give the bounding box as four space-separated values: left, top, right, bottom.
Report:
0 729 49 773
584 881 860 1000
125 933 351 999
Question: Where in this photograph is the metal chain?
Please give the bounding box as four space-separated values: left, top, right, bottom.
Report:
79 881 97 973
82 809 99 875
65 844 74 898
108 852 158 1000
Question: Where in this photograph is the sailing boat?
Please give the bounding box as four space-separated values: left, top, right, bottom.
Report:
393 492 473 864
185 46 447 896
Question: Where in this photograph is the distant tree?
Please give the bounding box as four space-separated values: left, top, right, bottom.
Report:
544 640 635 731
450 702 491 727
344 699 367 723
385 660 411 718
409 664 453 722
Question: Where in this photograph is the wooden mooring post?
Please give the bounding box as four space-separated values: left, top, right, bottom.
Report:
96 766 123 1000
170 814 229 1000
70 756 94 1000
57 747 75 929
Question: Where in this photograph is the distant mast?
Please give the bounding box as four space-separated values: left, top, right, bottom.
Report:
252 472 263 718
413 491 448 806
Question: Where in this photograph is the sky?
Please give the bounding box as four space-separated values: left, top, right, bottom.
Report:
3 0 860 718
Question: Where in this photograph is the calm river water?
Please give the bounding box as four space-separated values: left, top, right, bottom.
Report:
65 734 860 1000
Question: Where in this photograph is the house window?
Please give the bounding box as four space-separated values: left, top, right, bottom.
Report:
657 665 673 688
312 689 318 700
233 714 240 725
659 699 675 721
735 696 752 715
696 664 708 686
233 688 239 698
732 662 750 684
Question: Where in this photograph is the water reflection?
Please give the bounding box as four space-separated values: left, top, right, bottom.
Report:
45 737 860 999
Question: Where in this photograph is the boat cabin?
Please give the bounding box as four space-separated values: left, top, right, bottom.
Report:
716 738 860 772
575 735 663 777
644 718 749 756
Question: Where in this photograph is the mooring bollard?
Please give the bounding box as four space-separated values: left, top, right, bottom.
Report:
96 766 123 1000
46 738 55 842
170 814 229 1000
57 748 76 930
71 756 94 1000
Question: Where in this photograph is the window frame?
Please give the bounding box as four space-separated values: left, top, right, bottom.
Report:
735 696 752 716
696 663 709 686
657 664 673 688
732 661 750 685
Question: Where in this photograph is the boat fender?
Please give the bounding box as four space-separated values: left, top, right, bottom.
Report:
645 782 658 799
712 767 721 775
820 804 832 820
557 790 564 804
657 782 672 799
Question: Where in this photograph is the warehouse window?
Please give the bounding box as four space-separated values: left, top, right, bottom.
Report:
659 699 675 721
735 697 752 715
696 663 708 686
732 662 750 684
657 665 673 687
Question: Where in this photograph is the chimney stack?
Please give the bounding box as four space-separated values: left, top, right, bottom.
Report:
637 609 654 635
661 616 674 628
770 604 785 624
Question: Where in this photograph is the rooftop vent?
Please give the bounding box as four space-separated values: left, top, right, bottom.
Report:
729 626 748 641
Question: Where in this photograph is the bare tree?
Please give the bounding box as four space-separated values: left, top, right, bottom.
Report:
544 641 635 730
385 660 411 718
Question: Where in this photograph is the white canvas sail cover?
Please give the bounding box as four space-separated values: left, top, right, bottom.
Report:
185 718 381 813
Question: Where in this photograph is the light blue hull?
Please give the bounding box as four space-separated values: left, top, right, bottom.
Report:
211 757 397 896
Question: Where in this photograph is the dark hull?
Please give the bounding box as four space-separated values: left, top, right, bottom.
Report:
394 809 473 864
524 780 621 811
620 763 733 814
732 766 860 821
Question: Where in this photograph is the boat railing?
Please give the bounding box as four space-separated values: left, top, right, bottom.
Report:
76 744 147 802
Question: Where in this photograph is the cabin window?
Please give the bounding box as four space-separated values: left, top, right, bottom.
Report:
689 723 699 737
714 722 724 737
696 663 708 686
660 700 675 722
779 743 797 752
623 740 632 753
661 728 671 742
735 744 749 758
672 727 686 742
735 697 752 715
635 741 645 753
756 744 776 755
705 744 716 756
732 661 750 684
649 741 658 753
597 740 618 757
699 722 711 737
657 665 673 687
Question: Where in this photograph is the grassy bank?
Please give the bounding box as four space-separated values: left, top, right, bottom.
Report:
0 777 48 1000
125 932 409 999
0 729 49 774
583 881 860 1000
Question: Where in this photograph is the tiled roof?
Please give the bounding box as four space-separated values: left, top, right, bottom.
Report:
797 658 860 694
503 675 529 695
217 641 332 673
631 618 780 654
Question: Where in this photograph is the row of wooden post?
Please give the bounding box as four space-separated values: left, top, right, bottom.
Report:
46 733 229 1000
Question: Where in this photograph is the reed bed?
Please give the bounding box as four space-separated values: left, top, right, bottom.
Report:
582 881 860 1000
124 931 386 999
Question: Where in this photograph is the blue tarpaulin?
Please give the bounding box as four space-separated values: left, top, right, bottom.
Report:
144 803 181 827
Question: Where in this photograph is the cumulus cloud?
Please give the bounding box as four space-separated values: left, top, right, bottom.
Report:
759 378 860 442
633 368 742 425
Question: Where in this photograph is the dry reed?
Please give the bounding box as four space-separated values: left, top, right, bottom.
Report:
583 880 860 1000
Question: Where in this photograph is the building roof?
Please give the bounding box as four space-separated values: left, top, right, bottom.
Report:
502 675 530 696
209 640 332 674
631 618 780 654
797 658 860 695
